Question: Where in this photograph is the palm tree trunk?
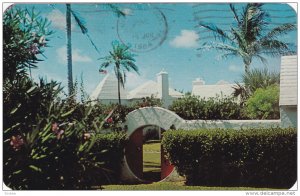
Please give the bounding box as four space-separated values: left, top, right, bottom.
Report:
244 62 251 74
66 4 73 96
117 71 121 105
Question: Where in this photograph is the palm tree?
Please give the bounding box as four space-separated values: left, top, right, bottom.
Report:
100 42 139 105
197 3 296 73
232 68 280 104
63 4 125 96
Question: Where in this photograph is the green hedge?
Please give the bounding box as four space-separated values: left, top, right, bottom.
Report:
162 128 297 188
90 132 128 185
169 95 245 120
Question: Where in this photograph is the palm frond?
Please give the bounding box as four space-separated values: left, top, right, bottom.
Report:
260 40 289 54
101 62 110 69
229 4 240 24
123 61 139 75
242 68 280 94
198 22 233 43
231 27 247 52
255 54 268 66
232 82 249 103
108 4 126 18
261 23 296 40
86 33 100 54
221 52 239 59
240 3 268 41
70 9 87 34
70 7 100 55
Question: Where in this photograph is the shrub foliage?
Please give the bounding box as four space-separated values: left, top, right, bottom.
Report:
169 95 245 120
245 85 280 119
3 7 128 190
162 128 297 188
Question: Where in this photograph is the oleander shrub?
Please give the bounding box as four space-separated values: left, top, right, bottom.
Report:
3 7 127 189
162 128 297 188
169 95 245 120
4 96 128 190
245 85 280 119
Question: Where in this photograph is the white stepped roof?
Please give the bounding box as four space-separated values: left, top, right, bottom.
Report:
192 80 234 98
90 74 128 100
128 80 184 99
280 55 297 106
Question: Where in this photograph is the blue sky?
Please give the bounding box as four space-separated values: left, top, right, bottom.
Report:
12 3 297 94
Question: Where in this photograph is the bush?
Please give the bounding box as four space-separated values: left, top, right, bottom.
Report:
245 85 280 119
4 97 128 190
3 7 53 82
3 7 127 190
90 132 128 184
162 128 297 188
169 95 245 120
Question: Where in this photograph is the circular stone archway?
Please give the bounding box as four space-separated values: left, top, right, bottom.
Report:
120 107 184 183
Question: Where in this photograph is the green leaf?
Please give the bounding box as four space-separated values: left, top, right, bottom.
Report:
29 165 41 172
61 108 75 117
26 86 37 94
41 133 53 143
10 103 22 115
4 122 21 133
13 170 22 175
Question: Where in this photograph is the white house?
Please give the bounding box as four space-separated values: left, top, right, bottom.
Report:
279 55 297 127
90 55 297 117
191 78 235 98
90 70 184 107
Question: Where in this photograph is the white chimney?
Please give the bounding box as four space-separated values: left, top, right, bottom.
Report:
157 70 170 108
193 78 205 86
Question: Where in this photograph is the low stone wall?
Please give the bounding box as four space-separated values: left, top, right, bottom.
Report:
120 106 297 183
125 107 292 133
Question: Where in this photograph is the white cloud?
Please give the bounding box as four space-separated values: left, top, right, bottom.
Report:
47 9 75 31
56 46 92 63
170 30 199 48
228 64 243 72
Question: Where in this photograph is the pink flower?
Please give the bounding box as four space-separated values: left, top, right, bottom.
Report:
83 133 91 140
10 135 24 151
51 123 60 133
106 117 113 123
52 123 64 139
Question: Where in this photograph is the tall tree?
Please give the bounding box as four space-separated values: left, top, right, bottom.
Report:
66 4 73 96
62 4 125 96
100 42 139 105
197 3 296 73
65 4 102 96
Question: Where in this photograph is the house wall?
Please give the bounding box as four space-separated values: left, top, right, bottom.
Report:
280 106 297 128
280 55 297 106
97 99 130 105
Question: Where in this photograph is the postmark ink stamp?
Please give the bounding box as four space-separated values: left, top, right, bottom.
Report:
117 5 168 53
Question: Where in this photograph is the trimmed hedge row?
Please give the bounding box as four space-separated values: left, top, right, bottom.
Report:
90 132 128 184
162 128 297 188
169 95 245 120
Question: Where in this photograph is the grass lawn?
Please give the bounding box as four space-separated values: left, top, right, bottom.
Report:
143 140 161 182
143 140 161 152
102 181 278 190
